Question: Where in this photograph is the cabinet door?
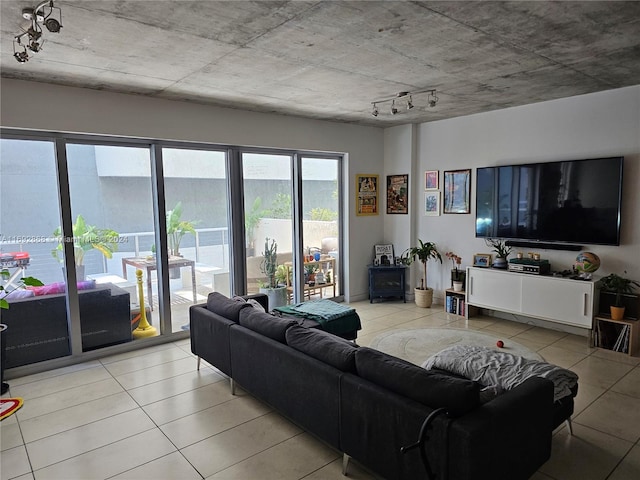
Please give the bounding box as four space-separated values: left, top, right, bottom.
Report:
521 276 593 328
467 268 522 313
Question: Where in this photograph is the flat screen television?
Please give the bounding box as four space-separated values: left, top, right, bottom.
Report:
475 157 623 246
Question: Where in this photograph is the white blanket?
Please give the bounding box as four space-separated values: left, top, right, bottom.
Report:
422 345 578 402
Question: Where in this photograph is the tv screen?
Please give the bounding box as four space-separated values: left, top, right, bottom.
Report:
476 157 623 246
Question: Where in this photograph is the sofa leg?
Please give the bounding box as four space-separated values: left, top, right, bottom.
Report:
196 356 201 370
230 378 236 395
565 417 573 436
342 453 350 476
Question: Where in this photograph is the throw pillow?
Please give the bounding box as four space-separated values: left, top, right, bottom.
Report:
206 292 250 322
286 324 358 372
238 308 296 343
355 347 480 416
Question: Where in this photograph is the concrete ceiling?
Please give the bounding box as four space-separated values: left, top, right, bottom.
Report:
1 1 639 127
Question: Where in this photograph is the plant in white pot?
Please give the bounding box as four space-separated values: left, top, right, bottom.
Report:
259 238 288 310
401 240 443 308
485 238 512 269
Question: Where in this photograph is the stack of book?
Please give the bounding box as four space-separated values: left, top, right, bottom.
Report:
446 295 465 316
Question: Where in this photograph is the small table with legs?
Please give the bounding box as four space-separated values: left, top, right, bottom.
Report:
122 256 196 310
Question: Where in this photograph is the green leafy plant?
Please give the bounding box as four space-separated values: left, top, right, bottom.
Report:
275 264 290 286
598 273 640 307
265 193 291 219
309 208 338 221
485 238 512 259
260 237 279 289
0 273 43 309
401 240 443 290
245 197 265 250
52 214 120 266
166 202 198 256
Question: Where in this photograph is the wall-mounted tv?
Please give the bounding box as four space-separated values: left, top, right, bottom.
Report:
475 157 623 246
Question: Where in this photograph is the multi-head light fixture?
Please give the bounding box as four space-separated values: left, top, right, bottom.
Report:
13 1 63 63
371 89 438 117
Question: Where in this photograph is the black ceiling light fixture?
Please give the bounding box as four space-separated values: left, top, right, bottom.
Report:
370 89 438 117
13 1 63 63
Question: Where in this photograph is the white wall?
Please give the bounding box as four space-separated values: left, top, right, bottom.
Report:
0 79 385 301
410 86 640 303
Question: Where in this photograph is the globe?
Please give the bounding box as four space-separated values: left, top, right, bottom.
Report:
575 252 601 274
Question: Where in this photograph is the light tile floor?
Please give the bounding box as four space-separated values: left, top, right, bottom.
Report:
2 300 639 480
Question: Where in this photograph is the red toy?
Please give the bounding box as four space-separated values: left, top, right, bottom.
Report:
496 340 504 348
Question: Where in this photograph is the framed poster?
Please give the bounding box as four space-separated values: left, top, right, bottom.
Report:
386 174 408 214
424 191 440 216
356 174 379 216
443 169 471 214
425 170 439 190
374 244 394 265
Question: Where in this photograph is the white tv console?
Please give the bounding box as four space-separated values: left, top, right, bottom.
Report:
466 267 595 329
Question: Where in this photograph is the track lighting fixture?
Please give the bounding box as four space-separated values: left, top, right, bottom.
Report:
370 89 438 117
12 1 63 63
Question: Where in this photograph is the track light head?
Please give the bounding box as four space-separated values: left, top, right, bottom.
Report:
370 88 438 117
44 17 61 32
390 100 398 115
371 104 379 117
407 96 414 110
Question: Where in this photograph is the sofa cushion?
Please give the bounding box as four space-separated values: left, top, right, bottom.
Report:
239 308 297 343
206 292 250 322
355 347 480 416
286 325 358 372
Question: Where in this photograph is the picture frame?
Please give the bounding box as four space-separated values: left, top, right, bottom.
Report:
356 174 379 216
473 253 492 268
424 191 440 216
425 170 439 190
386 174 408 214
374 244 394 266
443 169 471 214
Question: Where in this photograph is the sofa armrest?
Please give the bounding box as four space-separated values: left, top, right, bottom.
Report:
447 376 554 480
189 304 236 376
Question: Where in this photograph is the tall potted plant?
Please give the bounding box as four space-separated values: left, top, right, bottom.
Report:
401 240 442 308
485 238 512 269
598 273 640 320
166 202 198 278
259 238 287 309
52 214 120 280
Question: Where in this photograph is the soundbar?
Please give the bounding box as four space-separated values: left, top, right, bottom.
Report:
504 240 583 251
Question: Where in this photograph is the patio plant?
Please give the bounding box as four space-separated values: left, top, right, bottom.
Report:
245 197 265 256
598 273 640 320
52 214 120 279
259 237 287 309
401 240 442 307
166 201 198 257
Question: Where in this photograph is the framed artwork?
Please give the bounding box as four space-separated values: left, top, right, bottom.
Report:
424 191 440 216
356 174 379 216
374 244 394 265
443 169 471 214
473 253 492 268
386 174 408 214
425 170 439 190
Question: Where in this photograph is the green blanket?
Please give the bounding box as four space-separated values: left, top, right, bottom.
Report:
274 299 361 335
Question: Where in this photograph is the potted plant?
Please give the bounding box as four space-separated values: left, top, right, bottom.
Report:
445 251 464 289
259 238 288 309
52 214 120 280
485 238 512 269
401 240 443 308
166 202 198 278
598 273 640 320
1 272 43 394
245 197 265 257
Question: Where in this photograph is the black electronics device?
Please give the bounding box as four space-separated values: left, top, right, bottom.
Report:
476 156 623 246
508 258 551 275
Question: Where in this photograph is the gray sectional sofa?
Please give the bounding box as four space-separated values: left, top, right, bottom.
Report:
189 292 556 480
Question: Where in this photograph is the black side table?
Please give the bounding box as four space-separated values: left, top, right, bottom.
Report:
368 265 406 303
